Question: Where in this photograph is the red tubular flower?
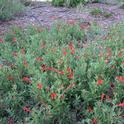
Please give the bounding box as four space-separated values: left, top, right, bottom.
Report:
67 67 71 73
75 56 80 59
71 49 75 55
106 47 112 57
87 106 93 113
116 76 124 83
67 72 74 79
69 42 74 50
21 48 25 54
41 64 47 72
22 77 31 83
0 38 4 43
111 66 115 69
64 82 76 92
13 32 16 34
8 76 14 81
22 106 32 112
57 70 64 75
63 51 67 56
47 67 64 75
101 93 105 101
62 48 67 56
35 57 43 62
0 64 3 69
122 61 124 65
92 118 97 124
37 84 43 89
23 60 28 67
69 42 75 55
106 95 111 101
104 59 109 64
7 119 14 124
97 79 103 86
12 37 17 42
116 103 124 107
110 82 114 88
118 51 122 57
50 93 57 100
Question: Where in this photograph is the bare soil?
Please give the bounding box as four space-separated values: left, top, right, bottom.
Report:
0 2 124 33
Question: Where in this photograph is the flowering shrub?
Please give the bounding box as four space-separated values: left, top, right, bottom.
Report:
0 22 124 124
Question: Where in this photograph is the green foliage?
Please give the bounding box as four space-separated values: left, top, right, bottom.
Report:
20 0 31 6
0 22 124 123
90 8 103 16
120 3 124 9
90 8 112 18
52 0 65 6
0 0 24 21
65 0 88 7
52 0 88 7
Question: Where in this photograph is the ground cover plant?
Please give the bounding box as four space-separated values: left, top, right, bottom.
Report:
0 21 124 124
90 8 112 18
0 0 24 21
52 0 89 7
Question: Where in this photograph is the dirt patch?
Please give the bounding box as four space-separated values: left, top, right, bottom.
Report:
0 2 124 33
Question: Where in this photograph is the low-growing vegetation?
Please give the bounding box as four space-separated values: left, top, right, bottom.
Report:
0 22 124 124
52 0 89 7
90 8 112 18
52 0 124 7
0 0 24 21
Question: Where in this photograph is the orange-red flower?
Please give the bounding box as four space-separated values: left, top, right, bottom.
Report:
13 32 16 34
106 95 111 101
101 93 105 101
23 60 28 67
21 48 25 54
12 37 17 42
116 76 124 83
35 57 43 62
63 51 67 56
122 61 124 65
111 66 115 69
92 118 97 124
0 38 4 43
37 84 43 89
71 49 75 55
104 59 109 64
47 67 64 75
69 42 75 55
97 79 103 85
75 56 80 59
50 93 57 100
7 76 14 81
64 82 76 92
67 67 71 73
116 103 124 107
118 51 122 57
41 64 47 72
0 64 3 69
67 72 74 79
22 77 31 83
87 106 93 113
22 106 32 112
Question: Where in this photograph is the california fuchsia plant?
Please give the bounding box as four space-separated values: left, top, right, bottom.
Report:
0 22 124 124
